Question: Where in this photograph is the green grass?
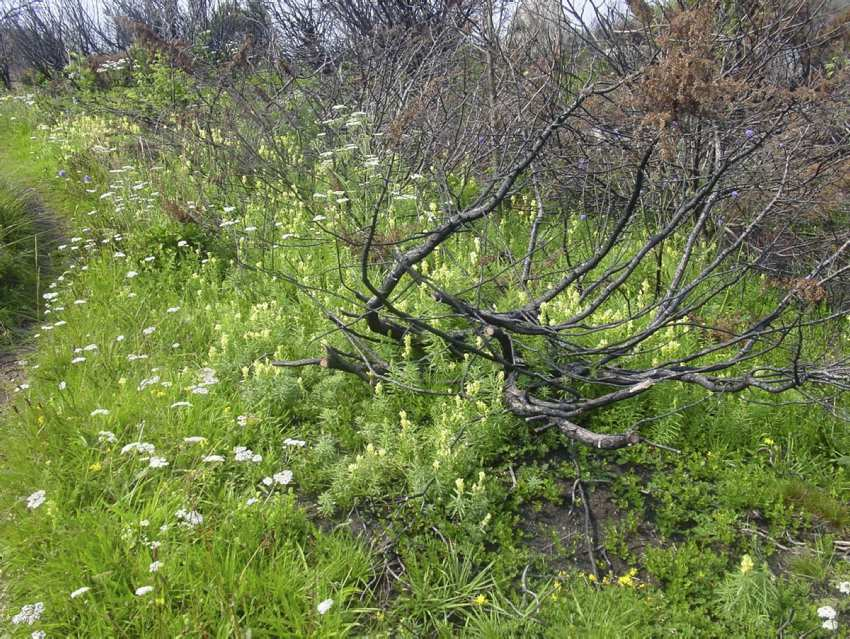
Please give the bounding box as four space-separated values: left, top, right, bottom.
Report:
0 88 848 638
0 181 52 342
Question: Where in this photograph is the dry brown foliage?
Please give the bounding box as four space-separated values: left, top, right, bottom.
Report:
114 16 194 72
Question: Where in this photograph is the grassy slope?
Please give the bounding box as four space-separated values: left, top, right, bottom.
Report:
0 95 848 638
0 103 373 638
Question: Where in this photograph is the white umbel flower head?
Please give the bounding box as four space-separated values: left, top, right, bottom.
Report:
273 470 293 485
148 456 169 469
26 490 46 510
317 598 334 615
121 442 155 455
818 605 838 620
838 581 850 595
175 508 203 527
134 585 154 596
70 586 91 599
11 602 44 625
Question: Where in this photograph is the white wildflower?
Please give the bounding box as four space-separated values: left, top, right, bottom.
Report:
317 598 334 615
11 602 44 625
90 408 110 416
142 326 156 336
125 271 138 279
121 442 156 455
148 561 163 573
26 490 46 510
198 368 218 385
148 456 169 468
818 606 838 620
273 470 293 485
838 581 850 595
137 375 161 391
823 619 839 631
98 430 117 444
284 438 306 448
234 446 261 463
166 306 180 313
71 357 86 364
246 497 259 506
70 586 90 599
175 509 203 527
202 455 225 463
183 436 206 444
171 401 192 408
134 585 154 596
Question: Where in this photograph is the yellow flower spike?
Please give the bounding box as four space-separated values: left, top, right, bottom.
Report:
473 594 487 606
740 554 754 574
89 462 102 473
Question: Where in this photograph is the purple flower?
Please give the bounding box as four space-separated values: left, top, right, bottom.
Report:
730 190 739 199
577 158 589 171
579 213 588 221
745 129 755 140
83 175 92 183
57 170 67 178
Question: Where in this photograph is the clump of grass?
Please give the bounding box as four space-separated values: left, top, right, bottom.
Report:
0 182 54 344
781 480 850 529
